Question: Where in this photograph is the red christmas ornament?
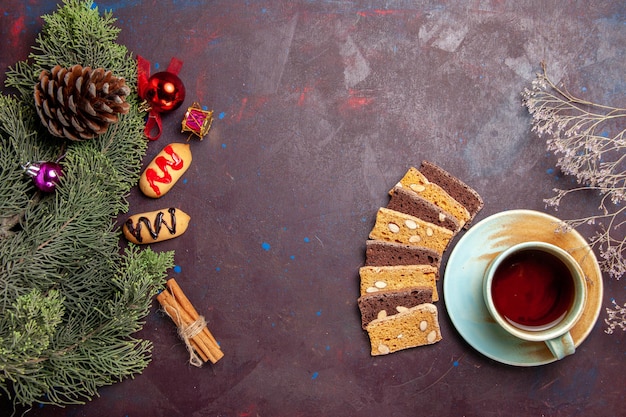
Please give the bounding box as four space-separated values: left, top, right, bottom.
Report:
137 55 185 140
23 161 63 192
145 71 186 113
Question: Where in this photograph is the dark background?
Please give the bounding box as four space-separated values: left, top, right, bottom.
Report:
1 1 625 416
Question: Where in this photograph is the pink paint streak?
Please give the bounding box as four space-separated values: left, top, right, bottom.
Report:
233 96 269 122
337 89 375 117
9 15 26 48
236 97 249 122
238 403 258 417
345 89 374 109
357 9 408 17
297 86 314 106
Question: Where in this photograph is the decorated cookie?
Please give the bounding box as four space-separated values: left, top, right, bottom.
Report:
123 207 190 244
139 143 192 198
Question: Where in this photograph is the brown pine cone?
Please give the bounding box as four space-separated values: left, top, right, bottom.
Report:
34 65 131 141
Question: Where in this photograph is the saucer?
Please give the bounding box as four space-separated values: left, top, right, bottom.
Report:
443 209 603 366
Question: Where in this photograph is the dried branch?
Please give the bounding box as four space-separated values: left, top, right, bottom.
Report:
522 62 626 279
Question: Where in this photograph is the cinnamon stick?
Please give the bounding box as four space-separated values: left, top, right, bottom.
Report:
166 280 224 363
166 278 220 347
156 279 223 365
157 291 210 363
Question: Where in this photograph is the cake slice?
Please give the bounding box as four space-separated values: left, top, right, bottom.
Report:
366 303 442 355
358 287 433 329
369 207 454 254
419 161 483 227
392 167 470 227
359 265 439 300
387 186 461 233
365 240 441 268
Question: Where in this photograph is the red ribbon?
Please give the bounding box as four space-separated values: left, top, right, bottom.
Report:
137 55 183 140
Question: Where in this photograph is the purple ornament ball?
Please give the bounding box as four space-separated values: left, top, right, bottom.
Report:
25 161 63 192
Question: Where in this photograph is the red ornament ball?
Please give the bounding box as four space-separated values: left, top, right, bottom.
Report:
145 71 186 113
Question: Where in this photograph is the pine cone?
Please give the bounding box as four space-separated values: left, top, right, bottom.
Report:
34 65 131 141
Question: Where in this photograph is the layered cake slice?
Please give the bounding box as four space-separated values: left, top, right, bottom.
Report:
387 186 461 233
358 162 484 356
365 240 441 268
358 287 433 329
366 303 442 355
392 167 470 227
359 265 439 300
369 207 454 254
419 161 483 227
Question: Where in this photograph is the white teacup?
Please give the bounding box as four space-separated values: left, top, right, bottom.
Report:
483 242 586 360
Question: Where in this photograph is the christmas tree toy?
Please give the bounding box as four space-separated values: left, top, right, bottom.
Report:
0 0 173 410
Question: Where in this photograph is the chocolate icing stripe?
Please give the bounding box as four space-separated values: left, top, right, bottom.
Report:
125 207 178 243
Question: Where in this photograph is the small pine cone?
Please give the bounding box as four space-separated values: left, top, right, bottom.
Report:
34 65 131 141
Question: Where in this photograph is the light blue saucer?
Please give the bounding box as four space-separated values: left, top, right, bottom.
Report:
443 209 603 366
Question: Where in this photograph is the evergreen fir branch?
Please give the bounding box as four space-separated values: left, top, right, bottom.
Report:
6 0 135 98
1 0 174 410
0 96 58 236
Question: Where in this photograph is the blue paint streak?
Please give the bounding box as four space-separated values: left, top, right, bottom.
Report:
172 0 208 6
92 1 143 13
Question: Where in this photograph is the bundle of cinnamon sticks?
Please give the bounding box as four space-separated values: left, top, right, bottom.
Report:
157 278 223 366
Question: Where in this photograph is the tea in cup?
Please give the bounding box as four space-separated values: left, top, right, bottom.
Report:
483 242 586 360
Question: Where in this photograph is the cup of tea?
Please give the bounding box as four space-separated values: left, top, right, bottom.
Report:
483 241 587 360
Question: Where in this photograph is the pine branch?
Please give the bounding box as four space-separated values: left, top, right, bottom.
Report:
5 0 134 98
1 0 173 410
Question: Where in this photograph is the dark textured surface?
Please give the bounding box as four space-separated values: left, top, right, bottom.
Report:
1 1 625 416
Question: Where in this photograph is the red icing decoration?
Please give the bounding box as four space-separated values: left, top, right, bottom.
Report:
145 145 185 196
